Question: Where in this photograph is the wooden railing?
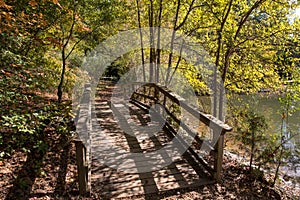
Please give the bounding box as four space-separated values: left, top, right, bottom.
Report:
73 83 92 195
123 82 232 181
73 78 117 195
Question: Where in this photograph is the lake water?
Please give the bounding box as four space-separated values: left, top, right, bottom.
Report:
198 93 300 178
198 94 300 149
235 94 300 150
237 94 300 178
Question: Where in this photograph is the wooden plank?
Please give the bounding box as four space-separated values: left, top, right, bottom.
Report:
93 148 212 182
99 173 213 196
100 176 215 198
91 158 209 184
162 123 215 177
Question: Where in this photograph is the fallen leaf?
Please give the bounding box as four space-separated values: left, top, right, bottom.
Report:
29 0 37 7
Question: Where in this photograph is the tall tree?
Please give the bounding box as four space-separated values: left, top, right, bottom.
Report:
44 0 122 102
187 0 300 119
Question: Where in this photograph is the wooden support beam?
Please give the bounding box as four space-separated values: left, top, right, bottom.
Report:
75 140 90 195
214 135 224 182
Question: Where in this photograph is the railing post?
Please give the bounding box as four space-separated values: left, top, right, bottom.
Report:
123 85 128 100
154 85 159 112
75 140 90 195
214 134 224 182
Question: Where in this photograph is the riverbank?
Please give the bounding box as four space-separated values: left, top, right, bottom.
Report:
224 149 300 199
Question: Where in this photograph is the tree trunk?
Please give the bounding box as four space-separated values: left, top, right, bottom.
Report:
273 146 283 186
149 0 155 82
57 0 77 103
165 0 181 86
213 0 233 118
156 0 163 83
249 130 255 172
57 48 66 103
136 0 146 82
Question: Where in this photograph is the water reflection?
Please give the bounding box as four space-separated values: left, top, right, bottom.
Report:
198 93 300 177
196 94 300 149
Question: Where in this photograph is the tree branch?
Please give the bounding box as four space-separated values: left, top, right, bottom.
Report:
234 0 266 40
168 39 185 85
165 0 181 85
63 0 77 49
175 0 196 31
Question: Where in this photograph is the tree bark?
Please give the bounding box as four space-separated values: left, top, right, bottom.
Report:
165 0 181 86
149 0 155 82
57 48 66 103
136 0 146 82
249 130 255 171
213 0 233 119
57 0 76 103
156 0 163 83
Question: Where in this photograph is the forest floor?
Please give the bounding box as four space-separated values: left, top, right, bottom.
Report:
0 131 299 200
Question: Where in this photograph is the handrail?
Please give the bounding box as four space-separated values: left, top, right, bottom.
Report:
127 82 232 132
153 83 231 132
74 83 92 195
124 82 232 181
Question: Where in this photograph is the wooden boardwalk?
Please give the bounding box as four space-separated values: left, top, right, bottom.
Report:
89 81 216 199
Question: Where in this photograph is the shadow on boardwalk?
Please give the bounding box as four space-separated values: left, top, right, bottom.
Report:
90 81 214 199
